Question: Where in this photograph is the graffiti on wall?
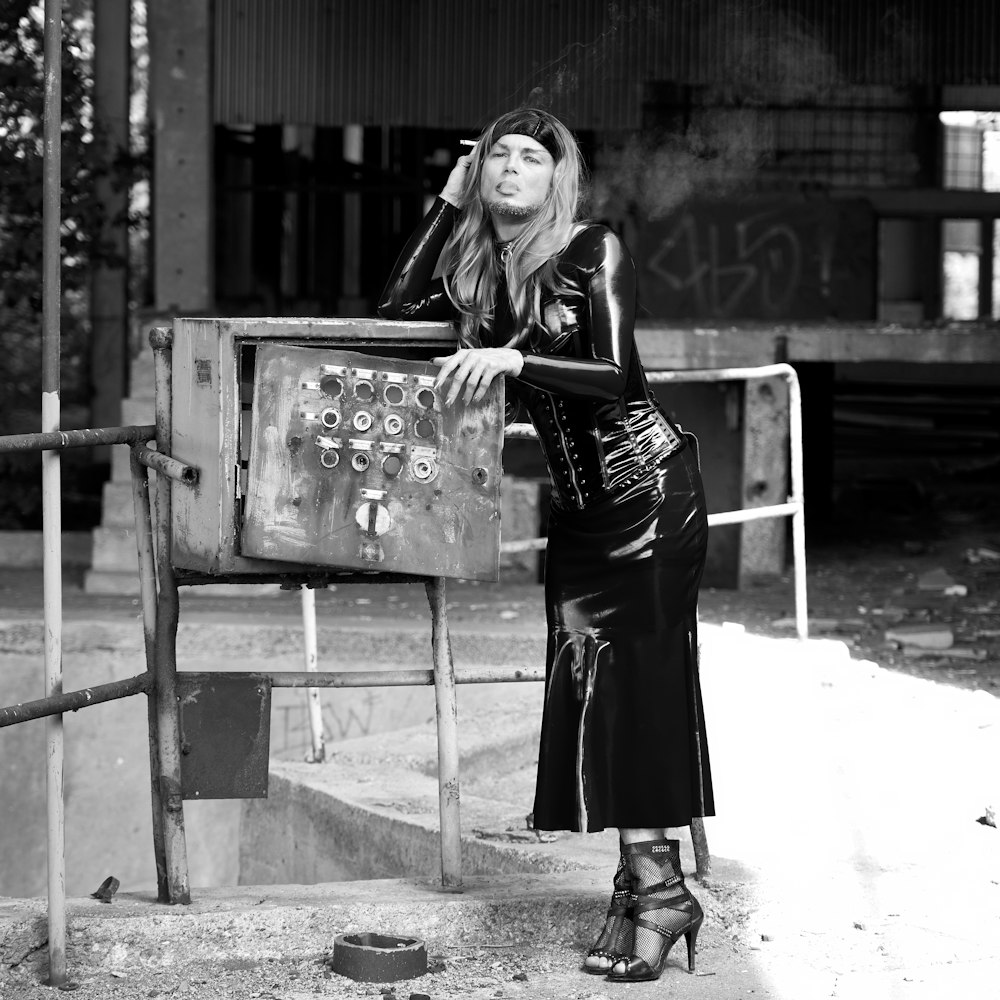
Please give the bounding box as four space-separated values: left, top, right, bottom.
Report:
636 198 875 320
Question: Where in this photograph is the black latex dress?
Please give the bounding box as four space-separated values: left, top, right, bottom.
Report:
379 198 714 832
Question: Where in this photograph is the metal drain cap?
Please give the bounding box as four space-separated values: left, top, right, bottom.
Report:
330 932 427 983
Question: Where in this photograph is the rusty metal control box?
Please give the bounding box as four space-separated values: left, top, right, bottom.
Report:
241 344 502 579
168 318 503 581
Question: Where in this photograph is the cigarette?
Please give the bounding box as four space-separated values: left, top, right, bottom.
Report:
459 139 476 147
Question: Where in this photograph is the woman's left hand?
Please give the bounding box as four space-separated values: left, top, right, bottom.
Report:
431 347 524 406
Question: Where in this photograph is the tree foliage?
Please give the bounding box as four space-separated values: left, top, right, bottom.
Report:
0 0 109 526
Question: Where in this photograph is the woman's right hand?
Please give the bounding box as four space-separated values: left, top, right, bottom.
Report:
440 147 476 207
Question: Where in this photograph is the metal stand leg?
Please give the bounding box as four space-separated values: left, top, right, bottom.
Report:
130 448 168 900
425 576 462 889
151 327 191 904
300 586 327 763
691 817 711 881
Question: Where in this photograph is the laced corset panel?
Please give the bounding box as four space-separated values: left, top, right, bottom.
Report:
516 306 684 509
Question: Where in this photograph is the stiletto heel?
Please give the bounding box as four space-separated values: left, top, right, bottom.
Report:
606 838 704 983
583 841 634 974
684 910 703 972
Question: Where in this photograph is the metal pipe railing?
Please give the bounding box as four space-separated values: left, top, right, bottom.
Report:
150 327 191 905
425 577 463 888
0 424 155 453
40 0 66 982
129 449 169 900
299 587 327 762
0 673 151 727
268 665 545 688
134 444 199 484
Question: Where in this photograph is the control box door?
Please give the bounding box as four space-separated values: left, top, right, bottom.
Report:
241 344 504 581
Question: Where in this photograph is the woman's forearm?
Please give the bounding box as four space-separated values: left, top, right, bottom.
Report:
377 198 456 320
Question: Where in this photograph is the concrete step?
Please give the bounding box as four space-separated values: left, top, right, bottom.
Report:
98 481 139 529
88 525 139 573
0 872 612 965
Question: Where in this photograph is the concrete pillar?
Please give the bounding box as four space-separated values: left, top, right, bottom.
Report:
90 0 131 445
339 124 368 316
148 0 212 313
89 0 211 590
738 375 790 584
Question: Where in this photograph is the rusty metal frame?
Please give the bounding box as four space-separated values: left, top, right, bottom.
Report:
0 422 196 980
0 354 806 978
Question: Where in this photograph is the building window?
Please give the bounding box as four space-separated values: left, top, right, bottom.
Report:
940 111 1000 321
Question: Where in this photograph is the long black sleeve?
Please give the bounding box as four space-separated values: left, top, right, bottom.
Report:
515 227 635 402
379 204 637 403
377 198 457 321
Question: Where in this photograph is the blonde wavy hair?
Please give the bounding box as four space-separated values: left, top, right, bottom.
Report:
442 108 587 348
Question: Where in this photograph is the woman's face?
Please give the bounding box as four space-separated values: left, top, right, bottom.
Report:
479 133 556 219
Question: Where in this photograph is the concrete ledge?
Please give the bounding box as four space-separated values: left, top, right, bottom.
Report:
0 531 92 569
0 873 614 968
0 617 545 665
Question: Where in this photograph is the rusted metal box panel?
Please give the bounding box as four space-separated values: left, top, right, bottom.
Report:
169 318 462 577
241 345 503 580
178 673 271 799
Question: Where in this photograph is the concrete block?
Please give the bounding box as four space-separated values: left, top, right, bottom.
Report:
121 397 155 428
88 525 140 572
885 623 955 649
99 481 140 529
82 568 141 595
740 374 790 584
499 477 542 582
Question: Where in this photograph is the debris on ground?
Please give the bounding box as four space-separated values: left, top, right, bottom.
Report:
90 876 120 903
917 567 960 591
902 646 987 661
965 546 1000 565
885 623 954 650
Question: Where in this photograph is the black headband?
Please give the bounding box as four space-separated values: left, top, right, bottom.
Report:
511 127 560 161
488 115 561 161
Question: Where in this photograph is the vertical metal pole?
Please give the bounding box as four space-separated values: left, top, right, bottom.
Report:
41 0 66 986
787 370 809 641
690 817 711 881
129 448 168 899
150 328 191 903
425 577 463 889
300 587 326 762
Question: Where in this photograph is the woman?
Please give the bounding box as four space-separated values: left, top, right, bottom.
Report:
378 108 713 983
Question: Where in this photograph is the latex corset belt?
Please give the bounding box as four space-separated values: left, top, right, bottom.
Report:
519 388 685 511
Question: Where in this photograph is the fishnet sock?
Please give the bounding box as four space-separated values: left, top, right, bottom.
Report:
587 853 633 964
628 851 698 970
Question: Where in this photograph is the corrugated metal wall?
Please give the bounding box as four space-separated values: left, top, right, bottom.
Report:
214 0 1000 130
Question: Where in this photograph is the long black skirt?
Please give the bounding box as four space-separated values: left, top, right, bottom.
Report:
531 443 714 833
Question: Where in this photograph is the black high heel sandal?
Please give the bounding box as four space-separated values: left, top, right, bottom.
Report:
606 838 704 983
582 844 634 974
